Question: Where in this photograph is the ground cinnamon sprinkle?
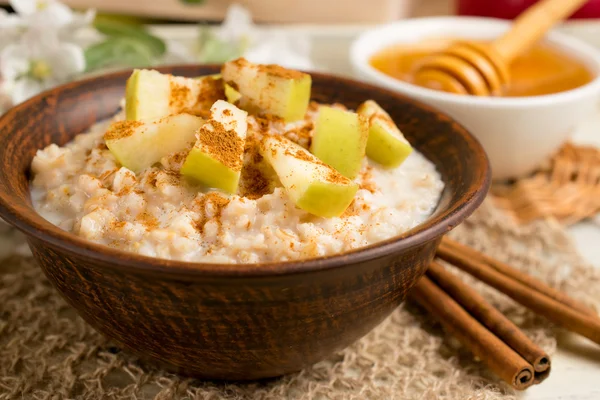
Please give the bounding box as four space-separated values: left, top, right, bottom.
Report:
258 63 306 80
198 121 244 171
169 80 191 110
162 170 182 186
116 186 134 196
97 169 118 187
253 114 284 133
240 163 271 199
229 57 306 81
326 169 349 184
196 77 226 111
146 170 159 188
170 151 187 165
285 147 313 163
239 135 273 199
359 165 377 193
111 221 127 230
161 150 190 172
341 201 370 218
104 120 143 141
136 211 159 230
292 122 314 139
193 192 230 234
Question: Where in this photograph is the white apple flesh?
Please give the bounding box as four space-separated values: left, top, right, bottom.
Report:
105 113 204 173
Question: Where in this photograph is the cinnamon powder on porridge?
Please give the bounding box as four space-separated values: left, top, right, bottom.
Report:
359 166 377 193
193 192 230 234
239 136 272 200
195 77 226 114
136 211 159 230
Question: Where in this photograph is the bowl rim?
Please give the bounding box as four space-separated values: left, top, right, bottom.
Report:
350 16 600 108
0 65 490 278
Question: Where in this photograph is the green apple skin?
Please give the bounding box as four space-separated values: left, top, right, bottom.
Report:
105 113 204 173
260 135 358 218
180 100 248 194
310 106 369 180
357 100 413 168
180 148 241 194
296 182 359 218
125 69 225 121
224 83 242 104
222 58 311 122
125 69 170 121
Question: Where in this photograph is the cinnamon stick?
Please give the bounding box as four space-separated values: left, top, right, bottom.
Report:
410 276 535 390
437 242 600 346
440 237 597 317
427 261 550 373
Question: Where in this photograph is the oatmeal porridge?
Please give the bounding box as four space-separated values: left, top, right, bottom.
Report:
30 59 444 264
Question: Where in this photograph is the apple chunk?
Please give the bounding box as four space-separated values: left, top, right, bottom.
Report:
224 82 242 104
221 58 311 122
357 100 413 168
125 69 225 121
105 113 204 173
180 100 248 194
260 135 358 218
310 106 369 180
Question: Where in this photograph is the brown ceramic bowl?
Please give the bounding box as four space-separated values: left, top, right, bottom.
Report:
0 65 490 380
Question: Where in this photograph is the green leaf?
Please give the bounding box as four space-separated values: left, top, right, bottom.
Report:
85 37 155 72
94 19 166 57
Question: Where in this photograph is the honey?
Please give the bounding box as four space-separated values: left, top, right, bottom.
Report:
370 39 595 97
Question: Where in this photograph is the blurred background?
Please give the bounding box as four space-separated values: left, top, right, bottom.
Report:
1 0 600 24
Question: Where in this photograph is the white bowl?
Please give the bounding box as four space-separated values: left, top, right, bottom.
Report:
350 17 600 180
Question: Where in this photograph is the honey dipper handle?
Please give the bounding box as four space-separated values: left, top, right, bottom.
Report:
492 0 588 63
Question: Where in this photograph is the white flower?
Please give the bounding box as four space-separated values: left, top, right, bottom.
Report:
216 4 254 43
201 3 313 70
0 28 85 104
0 9 26 50
161 39 196 64
245 35 313 70
9 0 95 36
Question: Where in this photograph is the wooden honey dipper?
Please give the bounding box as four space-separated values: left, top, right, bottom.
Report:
412 0 590 96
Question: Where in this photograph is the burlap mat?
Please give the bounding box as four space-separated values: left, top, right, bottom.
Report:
493 142 600 226
1 199 599 400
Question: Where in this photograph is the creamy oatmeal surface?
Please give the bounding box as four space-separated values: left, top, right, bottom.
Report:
30 102 443 264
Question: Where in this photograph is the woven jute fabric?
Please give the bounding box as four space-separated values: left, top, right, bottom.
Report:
1 199 599 400
493 142 600 226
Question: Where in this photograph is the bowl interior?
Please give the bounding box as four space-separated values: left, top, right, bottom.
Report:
0 65 490 276
351 17 600 107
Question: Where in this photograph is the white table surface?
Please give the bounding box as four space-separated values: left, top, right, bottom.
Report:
95 22 600 399
522 103 600 400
